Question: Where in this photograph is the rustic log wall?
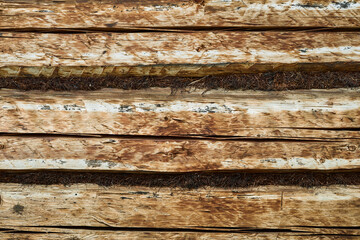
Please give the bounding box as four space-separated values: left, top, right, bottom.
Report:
0 0 359 77
0 87 359 237
1 88 360 172
1 0 359 238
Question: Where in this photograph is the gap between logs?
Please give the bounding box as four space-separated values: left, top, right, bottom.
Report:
0 171 358 187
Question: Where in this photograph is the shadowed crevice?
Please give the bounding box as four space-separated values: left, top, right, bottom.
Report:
0 171 358 188
1 71 360 91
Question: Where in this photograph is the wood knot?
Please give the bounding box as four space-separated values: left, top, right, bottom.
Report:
13 204 25 215
196 44 206 52
347 145 357 151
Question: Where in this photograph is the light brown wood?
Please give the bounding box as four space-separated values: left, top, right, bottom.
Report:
0 184 358 233
1 88 359 139
1 0 359 29
1 136 359 171
2 63 360 78
0 32 359 76
1 231 359 240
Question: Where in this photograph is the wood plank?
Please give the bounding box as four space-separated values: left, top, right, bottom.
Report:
1 0 359 29
1 136 359 171
1 231 359 240
0 32 359 76
0 184 358 232
0 88 359 139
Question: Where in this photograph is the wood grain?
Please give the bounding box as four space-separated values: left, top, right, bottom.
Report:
2 63 360 78
1 88 359 139
0 32 359 76
1 0 359 29
1 136 359 171
0 184 358 232
1 231 359 240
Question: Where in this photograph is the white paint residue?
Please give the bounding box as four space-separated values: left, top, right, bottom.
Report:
143 5 180 11
81 52 101 59
0 159 137 171
3 98 360 114
0 157 358 170
84 101 120 113
299 46 360 59
219 157 360 170
211 1 360 10
0 53 45 65
290 191 357 201
108 52 134 63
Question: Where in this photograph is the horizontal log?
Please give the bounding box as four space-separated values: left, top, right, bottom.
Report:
1 136 359 171
1 0 359 29
0 88 359 139
0 32 359 76
0 184 358 232
1 231 359 240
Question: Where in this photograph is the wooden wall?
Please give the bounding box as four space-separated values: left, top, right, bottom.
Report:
0 0 359 239
1 0 360 76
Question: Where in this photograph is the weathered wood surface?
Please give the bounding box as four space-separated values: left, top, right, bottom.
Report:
0 184 358 234
2 63 360 78
0 32 359 76
1 136 359 171
1 0 360 29
1 231 359 240
1 88 359 139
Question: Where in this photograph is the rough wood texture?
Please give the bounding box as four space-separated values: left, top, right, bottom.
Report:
1 88 359 139
0 32 359 76
1 231 359 240
0 184 358 235
2 63 360 78
1 0 359 29
1 136 359 171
